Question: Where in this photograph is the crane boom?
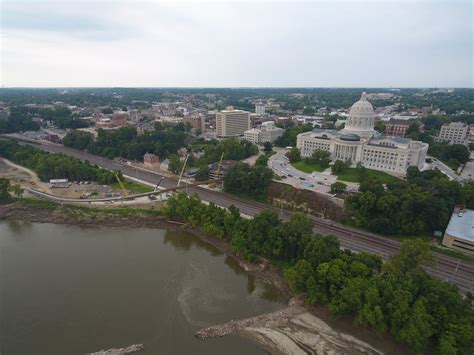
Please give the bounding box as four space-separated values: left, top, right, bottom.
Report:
115 174 128 196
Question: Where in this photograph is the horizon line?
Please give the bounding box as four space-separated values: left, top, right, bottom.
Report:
1 86 472 90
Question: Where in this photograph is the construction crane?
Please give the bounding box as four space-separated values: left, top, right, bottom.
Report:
154 177 163 191
209 152 224 188
115 174 128 196
177 154 190 187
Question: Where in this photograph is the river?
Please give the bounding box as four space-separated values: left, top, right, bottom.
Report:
0 221 287 355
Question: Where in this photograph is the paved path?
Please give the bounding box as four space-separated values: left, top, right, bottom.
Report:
429 156 462 181
268 149 358 193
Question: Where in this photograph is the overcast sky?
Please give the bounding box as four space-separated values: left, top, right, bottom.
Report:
1 0 472 87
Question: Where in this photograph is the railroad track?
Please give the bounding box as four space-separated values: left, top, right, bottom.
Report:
8 137 474 294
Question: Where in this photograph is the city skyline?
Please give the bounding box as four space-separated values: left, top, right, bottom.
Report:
1 0 473 88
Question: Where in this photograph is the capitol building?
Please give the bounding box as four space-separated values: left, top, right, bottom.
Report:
296 92 428 175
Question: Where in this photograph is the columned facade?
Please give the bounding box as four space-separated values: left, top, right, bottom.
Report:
296 92 429 175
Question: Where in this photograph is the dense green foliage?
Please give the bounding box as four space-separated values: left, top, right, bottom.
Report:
331 160 350 174
286 238 474 353
64 128 258 167
307 149 331 169
429 144 470 170
0 106 89 133
223 162 273 201
275 123 313 147
1 88 472 115
201 137 258 163
62 130 94 150
64 124 188 161
286 147 301 163
347 167 474 235
0 178 11 201
0 106 40 133
330 181 347 193
0 140 118 184
163 193 474 354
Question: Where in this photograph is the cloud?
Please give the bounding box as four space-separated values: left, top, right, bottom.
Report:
1 1 472 87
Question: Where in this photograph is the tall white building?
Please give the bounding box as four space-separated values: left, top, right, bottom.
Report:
296 92 429 175
437 122 469 146
244 121 283 144
255 104 266 115
216 106 250 137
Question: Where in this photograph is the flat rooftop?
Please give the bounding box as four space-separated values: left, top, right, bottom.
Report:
445 209 474 242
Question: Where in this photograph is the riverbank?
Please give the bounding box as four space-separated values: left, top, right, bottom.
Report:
0 200 408 355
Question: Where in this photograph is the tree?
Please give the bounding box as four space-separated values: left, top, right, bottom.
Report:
275 123 313 147
63 130 94 150
168 154 183 175
330 181 347 193
303 235 340 268
286 147 301 163
263 141 273 153
331 160 348 174
374 121 385 133
195 165 209 181
255 154 269 167
309 149 331 168
0 178 11 201
384 239 435 276
445 144 470 165
285 259 313 292
223 162 273 201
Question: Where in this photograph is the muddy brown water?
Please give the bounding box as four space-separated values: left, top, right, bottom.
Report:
0 221 286 355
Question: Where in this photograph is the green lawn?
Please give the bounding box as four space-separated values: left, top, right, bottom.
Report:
113 180 154 194
292 160 327 173
335 168 401 184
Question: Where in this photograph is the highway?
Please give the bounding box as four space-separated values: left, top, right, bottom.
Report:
3 136 473 294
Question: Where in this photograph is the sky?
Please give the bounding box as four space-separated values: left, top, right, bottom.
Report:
1 0 473 87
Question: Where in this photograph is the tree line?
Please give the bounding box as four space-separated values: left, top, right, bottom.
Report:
223 162 274 201
163 192 473 354
275 123 313 147
0 140 118 184
63 124 189 161
0 106 40 133
347 167 474 235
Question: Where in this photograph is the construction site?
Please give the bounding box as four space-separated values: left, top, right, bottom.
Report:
0 152 226 208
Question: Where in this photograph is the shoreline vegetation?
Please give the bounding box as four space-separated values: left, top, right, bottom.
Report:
0 198 400 354
2 195 473 354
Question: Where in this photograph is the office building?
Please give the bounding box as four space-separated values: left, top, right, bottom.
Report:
384 118 412 137
216 107 250 137
244 121 283 144
437 122 469 146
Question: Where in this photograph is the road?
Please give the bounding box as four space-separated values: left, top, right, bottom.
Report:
3 136 473 294
429 156 462 181
268 149 359 192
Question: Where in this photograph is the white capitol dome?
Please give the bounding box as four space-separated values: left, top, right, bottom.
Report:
349 92 374 117
342 92 376 139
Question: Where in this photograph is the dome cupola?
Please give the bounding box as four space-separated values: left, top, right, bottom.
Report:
342 92 376 139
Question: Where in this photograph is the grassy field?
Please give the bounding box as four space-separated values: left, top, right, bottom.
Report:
335 168 401 184
292 160 327 173
113 180 154 194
